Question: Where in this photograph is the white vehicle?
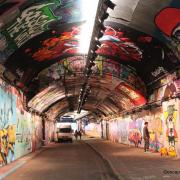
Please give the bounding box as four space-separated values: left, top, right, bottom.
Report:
56 124 73 143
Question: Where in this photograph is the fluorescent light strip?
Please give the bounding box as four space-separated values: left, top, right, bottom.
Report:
79 0 99 54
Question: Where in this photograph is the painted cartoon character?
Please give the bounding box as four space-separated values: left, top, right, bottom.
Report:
0 125 16 166
0 129 8 165
164 105 178 147
160 147 168 156
7 125 15 162
168 146 177 157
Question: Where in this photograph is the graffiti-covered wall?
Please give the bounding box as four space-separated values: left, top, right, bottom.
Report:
106 72 180 156
0 79 43 166
45 120 55 145
162 99 180 156
107 107 169 152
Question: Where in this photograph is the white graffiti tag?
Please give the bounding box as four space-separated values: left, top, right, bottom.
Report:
7 3 56 47
151 67 167 77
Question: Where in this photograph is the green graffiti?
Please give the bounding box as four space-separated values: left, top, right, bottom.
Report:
5 2 61 48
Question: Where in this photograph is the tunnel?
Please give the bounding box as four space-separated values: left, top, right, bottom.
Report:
0 0 180 179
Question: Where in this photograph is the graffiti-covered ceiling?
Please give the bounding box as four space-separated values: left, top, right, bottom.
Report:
0 0 179 120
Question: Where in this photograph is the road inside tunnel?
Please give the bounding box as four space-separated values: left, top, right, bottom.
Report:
4 139 118 180
3 137 180 180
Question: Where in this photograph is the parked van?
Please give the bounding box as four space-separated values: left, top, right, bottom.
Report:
57 124 73 143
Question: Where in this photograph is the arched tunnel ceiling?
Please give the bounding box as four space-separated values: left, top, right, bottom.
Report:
27 56 147 115
0 0 179 120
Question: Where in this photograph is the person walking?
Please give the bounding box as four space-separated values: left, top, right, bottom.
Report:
78 130 82 140
74 130 78 140
143 122 150 152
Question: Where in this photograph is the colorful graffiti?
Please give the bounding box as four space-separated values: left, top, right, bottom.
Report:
5 3 61 48
149 72 179 103
15 111 32 159
30 26 80 62
28 85 66 113
107 107 167 153
128 117 143 147
155 7 180 58
0 0 83 65
0 84 16 166
155 8 180 41
148 111 163 152
164 105 178 147
1 0 82 48
163 74 180 100
0 125 16 166
45 121 55 144
115 82 146 106
117 120 128 144
0 78 44 166
97 26 143 61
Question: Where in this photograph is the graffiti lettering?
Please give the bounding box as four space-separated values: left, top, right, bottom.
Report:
151 67 167 77
120 85 139 99
7 3 57 47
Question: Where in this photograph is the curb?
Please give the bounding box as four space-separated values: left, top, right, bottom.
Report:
85 141 127 180
0 147 46 179
0 161 26 180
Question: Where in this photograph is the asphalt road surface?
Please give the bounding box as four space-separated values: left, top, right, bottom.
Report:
4 141 118 180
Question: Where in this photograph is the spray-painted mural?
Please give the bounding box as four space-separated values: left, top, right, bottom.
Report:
107 109 166 152
155 7 180 57
164 105 178 147
162 98 180 157
0 81 16 166
149 71 180 103
0 0 83 63
128 117 143 147
15 111 32 159
0 78 44 166
148 109 164 152
117 119 128 144
45 121 55 145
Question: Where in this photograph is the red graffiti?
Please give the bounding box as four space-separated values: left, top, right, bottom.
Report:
28 27 80 62
115 82 147 106
155 8 180 40
97 27 143 61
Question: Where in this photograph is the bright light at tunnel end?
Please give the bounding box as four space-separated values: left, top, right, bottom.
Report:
79 0 99 54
